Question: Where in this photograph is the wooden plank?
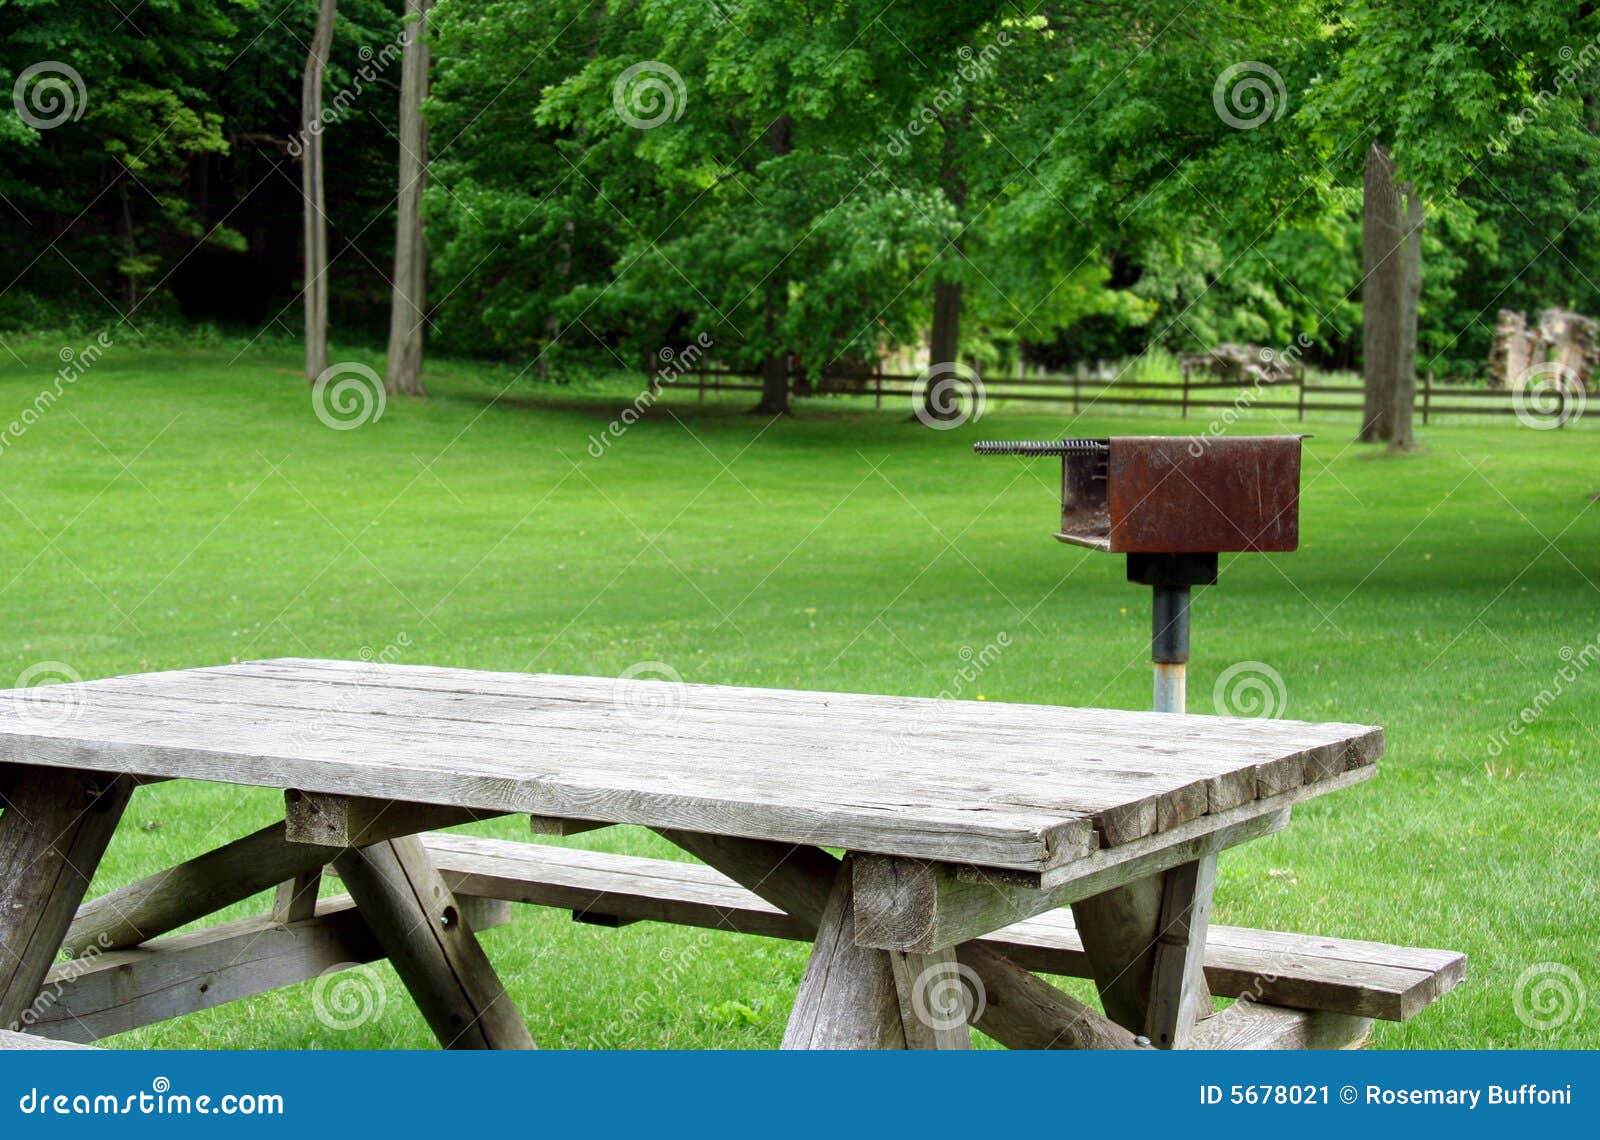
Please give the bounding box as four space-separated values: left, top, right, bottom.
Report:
332 834 534 1049
891 947 972 1050
26 895 509 1044
65 821 331 955
781 857 906 1049
144 661 1382 805
273 868 322 924
424 834 1461 1022
0 767 133 1028
1071 875 1165 1030
0 1028 98 1050
978 764 1375 891
1190 1002 1372 1050
854 809 1288 953
1143 855 1217 1048
0 659 1382 876
528 815 611 837
283 789 507 847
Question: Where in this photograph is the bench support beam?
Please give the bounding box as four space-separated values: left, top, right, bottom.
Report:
27 895 510 1044
66 821 331 955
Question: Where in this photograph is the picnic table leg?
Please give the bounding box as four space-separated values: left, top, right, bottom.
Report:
782 855 919 1049
333 834 536 1050
0 767 133 1028
1071 853 1217 1049
656 830 1136 1050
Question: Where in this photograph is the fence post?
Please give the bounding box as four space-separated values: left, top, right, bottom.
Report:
1072 370 1081 415
1422 370 1431 426
875 367 882 410
1180 366 1190 419
698 365 706 402
1297 373 1306 422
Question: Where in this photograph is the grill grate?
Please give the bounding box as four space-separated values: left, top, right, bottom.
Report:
971 438 1108 457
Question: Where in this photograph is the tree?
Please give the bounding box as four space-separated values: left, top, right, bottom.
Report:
301 0 338 383
385 0 431 398
1306 0 1596 444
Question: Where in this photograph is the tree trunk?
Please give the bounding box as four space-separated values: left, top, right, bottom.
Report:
384 0 431 398
1359 143 1421 445
753 115 793 415
1391 184 1423 449
1359 144 1400 442
301 0 337 384
116 175 137 314
921 110 969 424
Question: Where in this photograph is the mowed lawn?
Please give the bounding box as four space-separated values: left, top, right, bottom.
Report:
1 332 1596 1050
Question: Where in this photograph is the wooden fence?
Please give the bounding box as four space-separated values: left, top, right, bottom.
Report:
682 366 1581 426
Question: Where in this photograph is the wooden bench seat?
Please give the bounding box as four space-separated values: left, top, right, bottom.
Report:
0 1028 97 1049
419 833 1466 1024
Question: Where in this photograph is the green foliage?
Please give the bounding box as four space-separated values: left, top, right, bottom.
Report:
3 0 1600 377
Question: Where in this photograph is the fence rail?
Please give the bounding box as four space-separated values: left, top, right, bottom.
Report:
682 366 1578 426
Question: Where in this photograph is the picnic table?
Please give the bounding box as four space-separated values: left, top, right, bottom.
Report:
0 658 1462 1050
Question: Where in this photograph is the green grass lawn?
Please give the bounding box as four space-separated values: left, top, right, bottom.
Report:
1 331 1596 1050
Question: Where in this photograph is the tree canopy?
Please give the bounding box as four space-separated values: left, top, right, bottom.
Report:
3 0 1598 387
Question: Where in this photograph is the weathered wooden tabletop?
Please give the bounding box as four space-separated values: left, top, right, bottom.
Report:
0 658 1381 876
